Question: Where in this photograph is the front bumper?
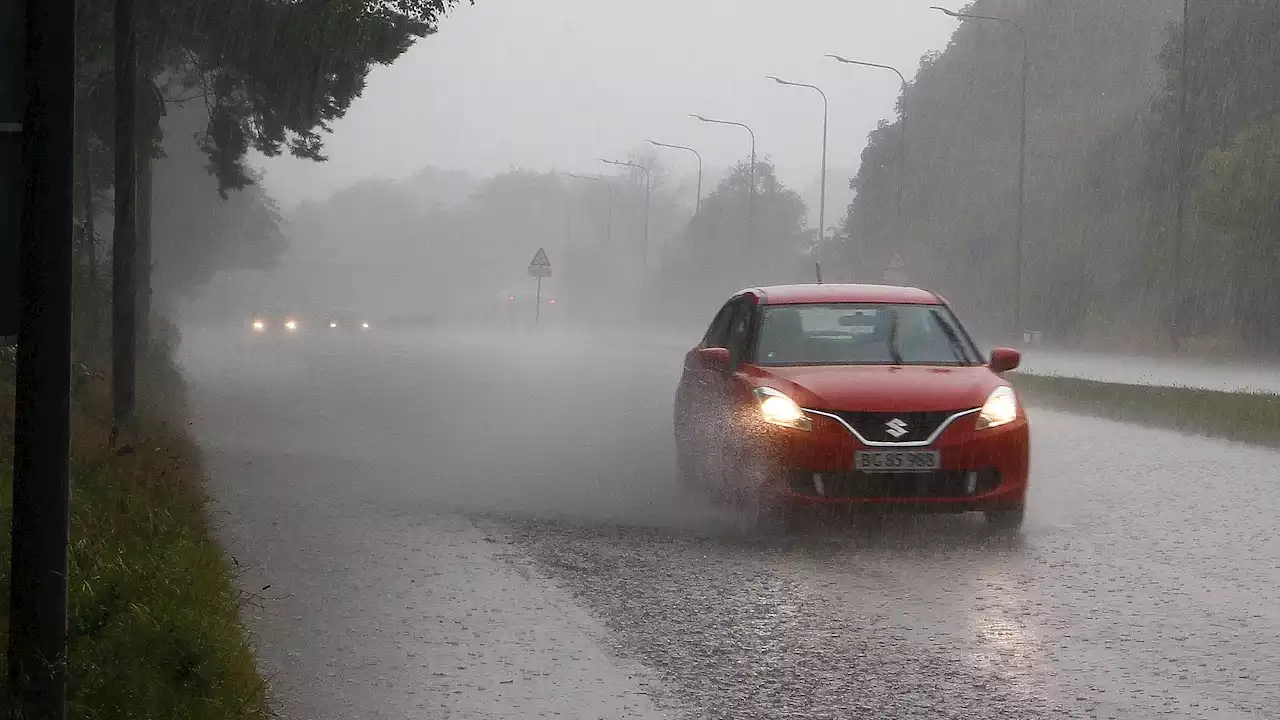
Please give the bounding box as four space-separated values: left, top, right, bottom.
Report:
758 411 1029 509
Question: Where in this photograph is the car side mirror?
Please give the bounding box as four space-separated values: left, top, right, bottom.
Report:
989 347 1021 373
698 347 731 369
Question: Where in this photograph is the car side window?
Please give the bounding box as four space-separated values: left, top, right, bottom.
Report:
702 302 736 348
725 299 754 360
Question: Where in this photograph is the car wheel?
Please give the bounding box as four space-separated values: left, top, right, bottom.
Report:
984 503 1025 531
675 439 702 491
726 444 791 534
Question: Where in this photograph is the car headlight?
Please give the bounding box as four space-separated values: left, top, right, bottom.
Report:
753 387 812 431
329 321 338 328
252 320 265 332
361 322 370 329
285 319 298 331
976 386 1019 430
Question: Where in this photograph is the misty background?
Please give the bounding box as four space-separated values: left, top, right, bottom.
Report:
134 0 1279 359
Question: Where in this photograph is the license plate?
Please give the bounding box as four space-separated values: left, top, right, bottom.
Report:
855 450 941 473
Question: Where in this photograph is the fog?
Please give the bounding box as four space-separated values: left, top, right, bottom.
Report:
154 0 1280 532
24 0 1280 716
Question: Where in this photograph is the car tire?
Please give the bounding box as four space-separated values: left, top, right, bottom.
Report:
675 440 702 491
984 503 1025 531
726 444 791 534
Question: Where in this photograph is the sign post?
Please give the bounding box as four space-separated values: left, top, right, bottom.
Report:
1 0 23 338
8 0 76 716
883 251 908 286
527 247 552 326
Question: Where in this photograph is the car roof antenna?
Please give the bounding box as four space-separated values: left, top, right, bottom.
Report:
814 262 823 285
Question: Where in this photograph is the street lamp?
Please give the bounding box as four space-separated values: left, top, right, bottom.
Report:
1171 0 1190 347
647 140 702 216
599 158 651 268
932 5 1029 337
567 173 613 249
767 76 829 281
690 113 756 262
827 55 910 255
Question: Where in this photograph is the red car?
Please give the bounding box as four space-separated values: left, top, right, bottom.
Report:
673 284 1029 530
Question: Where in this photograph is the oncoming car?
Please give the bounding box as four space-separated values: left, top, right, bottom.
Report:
673 284 1029 530
249 309 301 337
324 309 372 334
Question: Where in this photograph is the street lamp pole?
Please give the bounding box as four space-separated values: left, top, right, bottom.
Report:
647 140 702 216
691 114 756 263
827 55 909 253
1171 0 1189 348
567 173 613 249
599 158 650 269
932 6 1028 338
767 76 829 281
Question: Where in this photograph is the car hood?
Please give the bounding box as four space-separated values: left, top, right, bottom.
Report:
754 364 1004 412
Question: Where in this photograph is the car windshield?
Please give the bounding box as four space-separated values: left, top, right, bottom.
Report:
753 303 983 367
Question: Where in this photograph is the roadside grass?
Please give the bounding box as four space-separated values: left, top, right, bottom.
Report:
1012 372 1280 447
0 352 269 719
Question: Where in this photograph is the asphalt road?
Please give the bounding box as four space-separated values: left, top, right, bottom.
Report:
180 326 1280 720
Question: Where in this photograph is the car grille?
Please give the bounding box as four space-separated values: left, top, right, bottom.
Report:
826 409 971 444
791 468 1000 500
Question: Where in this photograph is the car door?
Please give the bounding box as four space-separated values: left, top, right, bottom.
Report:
716 296 758 432
676 300 737 446
699 297 757 491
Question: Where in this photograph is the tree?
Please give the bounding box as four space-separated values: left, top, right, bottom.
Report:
656 160 809 318
77 0 466 194
1197 120 1280 352
840 0 1181 343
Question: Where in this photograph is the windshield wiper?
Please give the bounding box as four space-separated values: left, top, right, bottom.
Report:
930 309 971 364
887 309 903 365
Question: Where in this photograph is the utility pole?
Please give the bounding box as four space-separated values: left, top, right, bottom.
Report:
766 76 829 282
600 158 651 269
828 56 911 268
136 140 153 352
1 0 22 338
647 140 702 216
135 82 164 356
112 0 138 432
7 0 77 719
1171 0 1189 350
567 173 613 248
932 7 1029 339
691 114 755 265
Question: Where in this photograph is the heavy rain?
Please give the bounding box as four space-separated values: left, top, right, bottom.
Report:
3 1 1280 718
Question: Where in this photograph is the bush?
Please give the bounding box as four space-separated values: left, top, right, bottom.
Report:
0 355 269 718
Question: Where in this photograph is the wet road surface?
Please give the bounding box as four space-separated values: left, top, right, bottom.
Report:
1019 348 1280 394
181 327 1280 719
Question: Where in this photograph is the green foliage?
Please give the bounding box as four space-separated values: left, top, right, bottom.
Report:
149 102 286 307
77 0 466 194
840 0 1179 340
658 160 810 314
842 0 1280 353
0 370 268 719
1196 120 1280 352
1199 120 1280 234
1012 372 1280 447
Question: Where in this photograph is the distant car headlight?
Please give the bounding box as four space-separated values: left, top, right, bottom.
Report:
753 387 812 431
329 321 338 328
252 319 265 332
361 322 370 329
285 319 298 332
976 386 1019 430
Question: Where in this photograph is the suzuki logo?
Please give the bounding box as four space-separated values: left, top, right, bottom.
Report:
885 418 909 438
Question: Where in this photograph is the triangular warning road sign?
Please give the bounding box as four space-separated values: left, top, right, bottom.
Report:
888 252 905 270
530 248 551 267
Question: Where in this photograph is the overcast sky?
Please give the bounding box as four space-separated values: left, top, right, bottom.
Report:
258 0 960 208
